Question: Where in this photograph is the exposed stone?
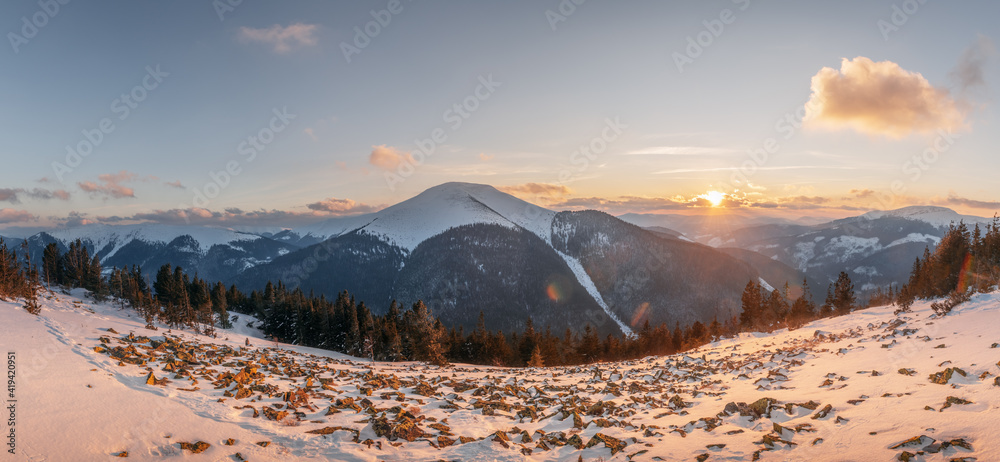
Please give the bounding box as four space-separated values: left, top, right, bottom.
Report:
178 441 210 454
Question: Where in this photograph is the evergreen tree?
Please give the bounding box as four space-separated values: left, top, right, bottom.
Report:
410 300 447 366
831 271 856 315
41 243 62 287
739 280 762 328
212 282 231 329
789 278 816 326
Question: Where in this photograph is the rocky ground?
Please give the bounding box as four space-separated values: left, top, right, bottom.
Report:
3 289 999 461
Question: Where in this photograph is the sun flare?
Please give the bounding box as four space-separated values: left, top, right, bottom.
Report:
700 190 725 207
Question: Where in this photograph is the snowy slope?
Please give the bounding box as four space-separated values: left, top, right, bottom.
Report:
46 223 263 259
5 289 1000 460
294 182 556 250
861 206 992 228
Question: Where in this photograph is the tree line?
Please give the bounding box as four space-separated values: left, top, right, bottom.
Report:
897 219 1000 311
6 219 998 367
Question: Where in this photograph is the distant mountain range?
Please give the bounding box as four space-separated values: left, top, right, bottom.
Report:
620 205 994 293
11 183 994 336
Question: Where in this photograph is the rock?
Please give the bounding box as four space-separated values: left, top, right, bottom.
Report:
748 397 776 418
890 435 935 450
584 433 626 455
898 368 916 376
178 441 210 454
928 368 967 385
811 404 833 420
696 454 709 462
566 434 585 450
940 396 972 411
414 382 435 397
224 438 234 446
262 406 288 421
437 436 455 447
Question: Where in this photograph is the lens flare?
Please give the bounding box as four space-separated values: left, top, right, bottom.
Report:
957 253 974 292
546 282 563 302
630 302 650 328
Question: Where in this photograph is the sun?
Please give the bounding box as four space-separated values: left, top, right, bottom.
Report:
699 190 726 207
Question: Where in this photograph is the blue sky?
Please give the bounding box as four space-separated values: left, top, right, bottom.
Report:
1 1 998 235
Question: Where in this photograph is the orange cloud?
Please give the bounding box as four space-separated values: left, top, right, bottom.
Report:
0 208 35 223
306 197 380 215
368 145 414 170
499 183 572 197
78 170 138 199
805 57 966 137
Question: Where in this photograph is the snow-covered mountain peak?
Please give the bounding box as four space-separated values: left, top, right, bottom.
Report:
861 206 990 228
294 182 556 250
45 223 261 259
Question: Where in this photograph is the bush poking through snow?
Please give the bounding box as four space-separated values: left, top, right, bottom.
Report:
931 291 972 316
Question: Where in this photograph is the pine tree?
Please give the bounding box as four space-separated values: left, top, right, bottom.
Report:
21 241 41 315
528 345 545 367
41 243 62 287
212 282 231 329
789 278 816 327
410 301 447 366
832 271 856 315
739 280 762 328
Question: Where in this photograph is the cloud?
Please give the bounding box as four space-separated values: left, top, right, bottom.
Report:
624 146 737 156
550 196 692 213
239 23 318 53
304 128 317 141
0 187 71 203
479 153 494 162
0 209 35 224
368 145 414 170
549 192 865 214
936 194 1000 210
849 188 875 199
131 208 339 228
305 197 380 215
804 57 966 137
78 170 138 199
62 211 96 227
164 180 185 189
951 35 995 92
498 183 572 198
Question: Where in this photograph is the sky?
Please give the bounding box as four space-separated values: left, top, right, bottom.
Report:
1 0 998 236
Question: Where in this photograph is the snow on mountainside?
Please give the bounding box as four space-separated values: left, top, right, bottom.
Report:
5 288 1000 460
293 182 556 250
861 206 991 228
45 223 263 259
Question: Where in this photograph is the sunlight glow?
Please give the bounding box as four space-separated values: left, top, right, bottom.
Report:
700 190 726 207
